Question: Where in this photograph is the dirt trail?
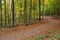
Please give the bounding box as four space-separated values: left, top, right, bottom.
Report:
0 16 60 40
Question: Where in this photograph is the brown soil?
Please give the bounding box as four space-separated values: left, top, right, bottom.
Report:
0 16 60 40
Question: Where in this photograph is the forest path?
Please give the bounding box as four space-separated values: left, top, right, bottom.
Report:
0 16 60 40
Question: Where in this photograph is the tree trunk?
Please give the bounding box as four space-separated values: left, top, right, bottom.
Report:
29 0 32 24
11 0 15 26
24 0 28 25
0 0 2 27
4 0 7 26
38 0 41 21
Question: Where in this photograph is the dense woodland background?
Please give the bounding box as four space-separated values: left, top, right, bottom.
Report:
0 0 60 27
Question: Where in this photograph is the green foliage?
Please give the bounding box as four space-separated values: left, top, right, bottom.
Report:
26 30 57 40
0 0 60 26
30 36 43 40
56 33 60 39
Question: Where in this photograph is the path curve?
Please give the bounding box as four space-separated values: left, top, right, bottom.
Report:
0 17 59 40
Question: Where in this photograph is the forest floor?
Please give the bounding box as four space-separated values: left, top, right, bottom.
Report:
0 16 60 40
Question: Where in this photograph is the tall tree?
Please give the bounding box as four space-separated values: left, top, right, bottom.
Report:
38 0 41 21
0 0 2 27
11 0 15 26
29 0 32 24
57 0 60 16
42 0 44 20
24 0 28 25
4 0 7 26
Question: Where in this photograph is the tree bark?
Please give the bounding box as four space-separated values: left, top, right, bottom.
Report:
38 0 41 21
11 0 15 26
0 0 2 27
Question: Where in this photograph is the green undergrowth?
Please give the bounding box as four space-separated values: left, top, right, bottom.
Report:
26 30 60 40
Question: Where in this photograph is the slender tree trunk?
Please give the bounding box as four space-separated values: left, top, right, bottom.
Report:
29 0 32 24
24 0 28 25
57 0 59 16
56 0 58 16
35 0 36 20
38 0 41 21
42 0 44 20
7 0 10 25
0 0 2 27
33 0 36 21
53 0 55 16
4 0 7 26
0 0 1 27
11 0 15 26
